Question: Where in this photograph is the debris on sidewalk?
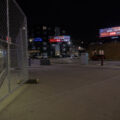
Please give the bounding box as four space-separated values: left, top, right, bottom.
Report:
25 78 40 84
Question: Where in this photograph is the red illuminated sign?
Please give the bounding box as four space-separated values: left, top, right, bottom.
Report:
49 39 61 43
100 26 120 38
50 36 70 42
100 32 117 37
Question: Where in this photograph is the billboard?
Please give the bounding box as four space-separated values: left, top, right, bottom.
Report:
99 27 120 38
49 36 70 43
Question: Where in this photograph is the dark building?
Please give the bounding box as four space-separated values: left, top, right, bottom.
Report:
28 25 71 58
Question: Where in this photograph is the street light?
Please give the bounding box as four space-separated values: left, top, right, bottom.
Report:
29 38 33 43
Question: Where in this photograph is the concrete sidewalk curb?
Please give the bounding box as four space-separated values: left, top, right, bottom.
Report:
27 63 120 70
81 64 120 70
0 84 28 113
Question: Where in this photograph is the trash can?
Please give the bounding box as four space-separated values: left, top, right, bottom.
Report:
80 52 89 65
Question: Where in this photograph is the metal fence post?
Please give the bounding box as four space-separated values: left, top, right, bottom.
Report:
7 0 11 93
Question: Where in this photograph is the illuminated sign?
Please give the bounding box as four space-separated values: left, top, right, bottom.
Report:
99 26 120 38
33 38 43 42
50 39 61 43
54 36 70 42
49 36 70 43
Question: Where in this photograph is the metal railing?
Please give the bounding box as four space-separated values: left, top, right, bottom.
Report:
0 0 28 101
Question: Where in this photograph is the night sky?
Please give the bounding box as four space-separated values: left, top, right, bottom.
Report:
16 0 120 44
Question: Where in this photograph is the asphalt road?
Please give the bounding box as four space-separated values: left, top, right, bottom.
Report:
0 63 120 120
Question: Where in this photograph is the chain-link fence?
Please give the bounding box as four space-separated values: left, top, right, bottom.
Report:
0 0 28 101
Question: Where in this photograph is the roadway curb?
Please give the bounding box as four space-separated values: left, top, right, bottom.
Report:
82 64 120 70
0 84 28 113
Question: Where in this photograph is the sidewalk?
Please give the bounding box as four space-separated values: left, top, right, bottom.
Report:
1 62 120 120
88 60 120 69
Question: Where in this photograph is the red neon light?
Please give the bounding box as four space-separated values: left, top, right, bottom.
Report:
109 32 116 36
100 32 117 37
49 39 61 42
